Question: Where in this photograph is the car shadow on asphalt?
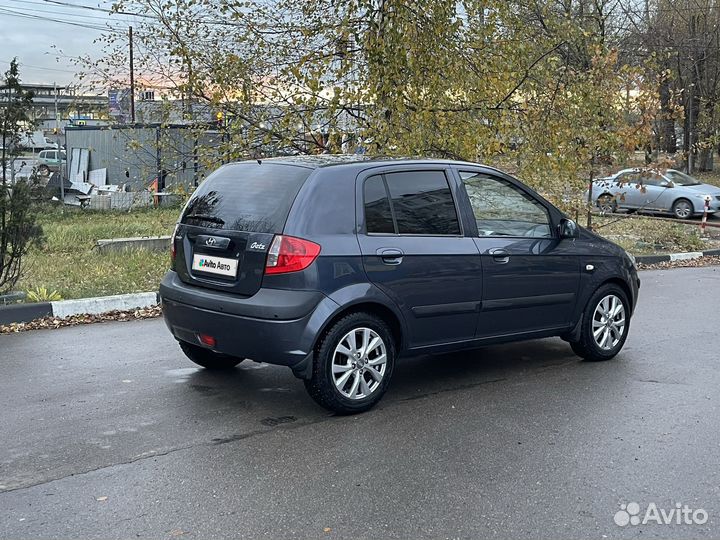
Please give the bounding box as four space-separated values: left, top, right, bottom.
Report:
175 337 591 417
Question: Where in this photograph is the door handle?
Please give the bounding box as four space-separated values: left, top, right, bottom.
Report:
489 248 510 263
377 248 404 265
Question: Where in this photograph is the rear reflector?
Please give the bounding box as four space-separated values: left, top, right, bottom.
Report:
170 224 179 269
265 235 321 275
198 334 216 347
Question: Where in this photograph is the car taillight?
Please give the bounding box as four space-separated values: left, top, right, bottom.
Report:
265 235 321 275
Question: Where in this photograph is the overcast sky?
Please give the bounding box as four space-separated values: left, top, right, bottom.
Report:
0 1 129 90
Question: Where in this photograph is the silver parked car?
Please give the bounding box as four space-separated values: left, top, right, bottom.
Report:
588 168 720 219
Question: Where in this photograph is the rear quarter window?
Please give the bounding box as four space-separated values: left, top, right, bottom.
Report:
364 175 395 233
182 162 311 233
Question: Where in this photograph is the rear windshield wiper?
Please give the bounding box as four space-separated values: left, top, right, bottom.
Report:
185 213 225 225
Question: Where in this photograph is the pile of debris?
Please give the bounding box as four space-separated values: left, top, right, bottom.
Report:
47 168 154 210
44 149 180 210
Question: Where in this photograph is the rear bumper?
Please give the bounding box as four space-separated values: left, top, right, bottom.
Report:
159 271 338 369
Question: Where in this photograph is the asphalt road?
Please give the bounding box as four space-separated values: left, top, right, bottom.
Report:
1 267 720 539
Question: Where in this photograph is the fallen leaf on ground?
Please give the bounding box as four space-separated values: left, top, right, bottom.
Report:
0 305 162 334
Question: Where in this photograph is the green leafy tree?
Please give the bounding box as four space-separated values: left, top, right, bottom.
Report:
0 59 43 293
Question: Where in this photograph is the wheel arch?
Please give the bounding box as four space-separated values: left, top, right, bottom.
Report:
564 276 634 343
598 277 634 311
314 301 404 353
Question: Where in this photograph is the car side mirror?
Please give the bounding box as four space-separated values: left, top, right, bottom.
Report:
559 218 579 239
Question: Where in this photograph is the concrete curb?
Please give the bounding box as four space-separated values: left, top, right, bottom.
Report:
0 292 159 326
0 302 53 325
95 236 171 253
51 292 159 318
636 248 720 265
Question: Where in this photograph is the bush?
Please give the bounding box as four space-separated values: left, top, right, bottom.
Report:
0 179 44 293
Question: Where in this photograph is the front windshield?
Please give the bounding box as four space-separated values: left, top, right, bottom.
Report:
665 170 701 186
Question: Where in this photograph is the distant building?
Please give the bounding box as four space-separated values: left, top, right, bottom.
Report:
0 83 108 133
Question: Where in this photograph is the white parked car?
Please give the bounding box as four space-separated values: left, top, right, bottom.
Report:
587 168 720 219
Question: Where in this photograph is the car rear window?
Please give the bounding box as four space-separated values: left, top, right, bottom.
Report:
181 162 311 232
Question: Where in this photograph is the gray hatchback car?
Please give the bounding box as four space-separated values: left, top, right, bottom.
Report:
160 157 640 413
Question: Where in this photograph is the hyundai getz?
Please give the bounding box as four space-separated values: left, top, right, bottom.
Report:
160 157 639 413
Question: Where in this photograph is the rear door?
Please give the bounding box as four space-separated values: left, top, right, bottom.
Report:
613 171 643 209
357 167 482 348
174 162 312 297
456 169 581 338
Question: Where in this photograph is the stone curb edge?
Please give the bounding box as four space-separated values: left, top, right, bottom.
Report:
0 292 159 326
635 248 720 265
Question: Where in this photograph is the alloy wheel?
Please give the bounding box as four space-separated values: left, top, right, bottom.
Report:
331 327 387 400
592 294 626 350
597 195 615 214
674 200 692 219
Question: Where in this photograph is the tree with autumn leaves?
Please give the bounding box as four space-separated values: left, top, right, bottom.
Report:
87 0 657 214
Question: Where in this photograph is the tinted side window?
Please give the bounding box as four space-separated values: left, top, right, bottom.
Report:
460 171 551 238
617 172 640 185
639 173 664 186
364 175 395 233
384 171 460 235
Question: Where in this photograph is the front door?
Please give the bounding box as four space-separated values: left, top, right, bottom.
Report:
357 168 483 348
457 170 581 339
637 173 673 212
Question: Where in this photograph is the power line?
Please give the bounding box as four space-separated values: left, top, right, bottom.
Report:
0 58 75 73
22 0 262 28
41 0 155 19
4 0 120 21
3 2 127 23
0 5 125 33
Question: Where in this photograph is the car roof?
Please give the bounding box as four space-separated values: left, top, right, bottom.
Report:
231 155 488 170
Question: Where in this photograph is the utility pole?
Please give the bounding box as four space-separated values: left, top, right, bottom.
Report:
53 81 59 137
54 82 64 203
129 26 136 124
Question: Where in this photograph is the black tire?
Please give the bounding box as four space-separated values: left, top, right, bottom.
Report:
179 341 244 370
672 198 694 219
597 194 617 214
570 284 630 361
304 312 396 414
